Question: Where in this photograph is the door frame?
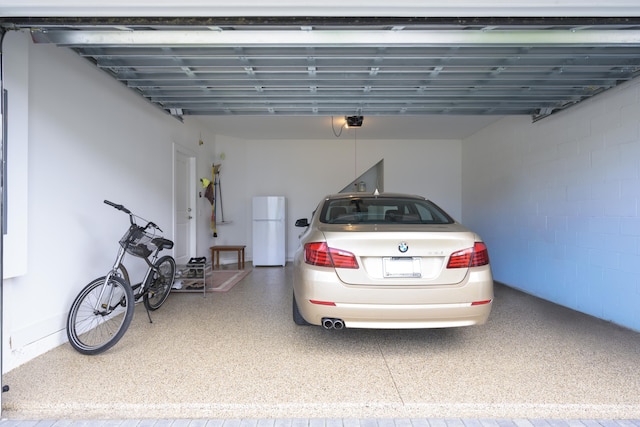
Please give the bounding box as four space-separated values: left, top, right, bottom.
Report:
172 143 197 264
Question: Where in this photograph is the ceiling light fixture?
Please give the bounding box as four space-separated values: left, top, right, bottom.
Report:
345 115 363 128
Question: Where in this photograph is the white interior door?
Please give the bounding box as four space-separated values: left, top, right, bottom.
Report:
174 146 196 265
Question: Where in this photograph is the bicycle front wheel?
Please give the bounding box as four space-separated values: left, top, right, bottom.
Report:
67 275 134 355
143 255 176 311
117 263 130 286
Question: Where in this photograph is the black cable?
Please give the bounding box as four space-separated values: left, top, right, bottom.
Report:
331 116 345 137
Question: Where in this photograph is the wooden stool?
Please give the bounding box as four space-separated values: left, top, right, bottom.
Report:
210 245 246 270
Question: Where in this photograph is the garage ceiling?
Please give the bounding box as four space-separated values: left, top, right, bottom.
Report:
4 17 640 122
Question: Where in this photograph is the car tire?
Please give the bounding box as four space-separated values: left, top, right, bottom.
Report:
292 292 311 326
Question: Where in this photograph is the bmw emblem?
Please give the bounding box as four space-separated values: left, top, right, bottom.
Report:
398 242 409 253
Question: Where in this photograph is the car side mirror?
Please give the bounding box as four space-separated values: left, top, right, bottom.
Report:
295 218 309 227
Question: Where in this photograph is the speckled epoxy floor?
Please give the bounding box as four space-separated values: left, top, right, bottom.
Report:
3 264 640 420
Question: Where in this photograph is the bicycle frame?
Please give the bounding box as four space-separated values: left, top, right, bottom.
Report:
93 249 161 328
93 205 169 315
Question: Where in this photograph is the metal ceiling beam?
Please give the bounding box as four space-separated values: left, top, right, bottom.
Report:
178 105 548 115
120 75 629 85
142 88 591 97
91 58 640 69
4 16 640 28
31 29 640 47
77 46 640 58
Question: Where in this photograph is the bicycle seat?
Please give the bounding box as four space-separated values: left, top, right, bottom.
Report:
153 237 174 251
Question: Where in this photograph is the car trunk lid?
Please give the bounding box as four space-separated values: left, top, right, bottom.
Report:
319 223 476 286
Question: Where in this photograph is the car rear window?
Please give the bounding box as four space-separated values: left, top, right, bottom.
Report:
319 197 454 224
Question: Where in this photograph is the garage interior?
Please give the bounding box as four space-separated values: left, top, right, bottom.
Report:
2 1 640 421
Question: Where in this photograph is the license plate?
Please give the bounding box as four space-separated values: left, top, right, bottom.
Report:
383 257 422 278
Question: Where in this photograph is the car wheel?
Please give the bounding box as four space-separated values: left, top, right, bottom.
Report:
292 292 311 326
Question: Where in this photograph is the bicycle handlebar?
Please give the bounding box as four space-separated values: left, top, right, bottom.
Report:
104 200 131 214
104 200 163 232
146 221 162 233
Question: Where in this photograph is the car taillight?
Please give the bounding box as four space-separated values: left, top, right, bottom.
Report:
471 242 490 266
304 242 359 269
447 242 490 268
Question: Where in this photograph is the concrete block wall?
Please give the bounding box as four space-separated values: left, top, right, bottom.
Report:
462 79 640 331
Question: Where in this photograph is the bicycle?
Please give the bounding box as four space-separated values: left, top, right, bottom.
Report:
66 200 176 355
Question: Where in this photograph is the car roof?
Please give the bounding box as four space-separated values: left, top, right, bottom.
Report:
323 192 427 201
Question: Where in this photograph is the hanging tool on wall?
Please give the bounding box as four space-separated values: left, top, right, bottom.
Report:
200 163 224 237
200 176 215 234
201 178 214 204
212 163 223 237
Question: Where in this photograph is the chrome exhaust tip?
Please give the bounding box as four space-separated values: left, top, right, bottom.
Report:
322 318 335 329
321 317 345 330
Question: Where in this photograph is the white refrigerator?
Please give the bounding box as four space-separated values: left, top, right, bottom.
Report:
252 196 286 266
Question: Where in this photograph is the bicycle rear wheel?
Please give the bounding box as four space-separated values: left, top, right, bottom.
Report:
67 275 134 355
143 255 176 311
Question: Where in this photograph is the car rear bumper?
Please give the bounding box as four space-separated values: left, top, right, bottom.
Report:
293 262 494 329
302 299 492 329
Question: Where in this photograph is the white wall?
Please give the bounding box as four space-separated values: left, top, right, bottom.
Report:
2 31 29 279
205 135 461 264
462 78 640 331
2 31 217 371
